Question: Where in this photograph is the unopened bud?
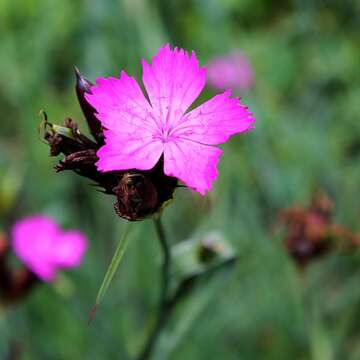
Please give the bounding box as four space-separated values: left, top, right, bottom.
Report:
74 67 104 143
113 160 177 221
114 173 158 221
198 240 220 263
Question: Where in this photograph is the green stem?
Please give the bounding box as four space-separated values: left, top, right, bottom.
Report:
137 220 237 360
137 218 171 360
154 218 171 310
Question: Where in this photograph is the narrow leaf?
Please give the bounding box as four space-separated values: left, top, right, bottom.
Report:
89 223 133 322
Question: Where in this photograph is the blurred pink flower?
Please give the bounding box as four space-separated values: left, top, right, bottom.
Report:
86 44 255 195
207 51 254 92
12 215 87 282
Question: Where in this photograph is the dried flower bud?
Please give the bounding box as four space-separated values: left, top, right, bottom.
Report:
1 268 39 305
113 173 158 221
310 190 334 221
279 191 360 268
113 159 177 221
74 67 104 143
0 234 38 306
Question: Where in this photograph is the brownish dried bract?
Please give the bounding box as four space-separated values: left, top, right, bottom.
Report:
42 115 97 156
0 233 10 291
74 67 104 143
0 232 8 258
0 234 39 306
279 191 360 267
40 68 178 221
114 173 158 221
0 267 39 306
113 158 177 221
55 149 99 172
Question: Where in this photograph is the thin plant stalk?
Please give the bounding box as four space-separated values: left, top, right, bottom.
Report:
137 219 237 359
137 218 171 360
154 218 171 310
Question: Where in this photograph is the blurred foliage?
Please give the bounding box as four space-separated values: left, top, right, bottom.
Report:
0 0 360 359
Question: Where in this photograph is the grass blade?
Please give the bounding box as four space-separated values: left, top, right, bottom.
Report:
89 223 133 322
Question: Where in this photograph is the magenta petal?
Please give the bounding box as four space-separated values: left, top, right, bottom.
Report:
85 72 154 131
163 139 222 195
173 90 255 145
85 71 164 172
96 130 163 171
142 44 206 128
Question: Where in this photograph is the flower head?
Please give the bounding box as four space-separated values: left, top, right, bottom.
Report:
207 51 254 92
12 215 87 282
85 44 255 195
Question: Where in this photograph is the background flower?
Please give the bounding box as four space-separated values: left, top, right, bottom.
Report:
12 215 87 282
207 51 254 92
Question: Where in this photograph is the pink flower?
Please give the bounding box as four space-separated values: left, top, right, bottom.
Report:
86 44 255 195
207 51 254 92
12 215 87 282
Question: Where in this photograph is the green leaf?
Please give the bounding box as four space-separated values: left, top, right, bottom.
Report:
89 223 133 322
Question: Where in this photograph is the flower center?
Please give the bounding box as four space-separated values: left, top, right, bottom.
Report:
152 122 177 143
158 129 173 143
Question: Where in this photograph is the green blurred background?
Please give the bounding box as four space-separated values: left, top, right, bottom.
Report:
1 0 360 359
